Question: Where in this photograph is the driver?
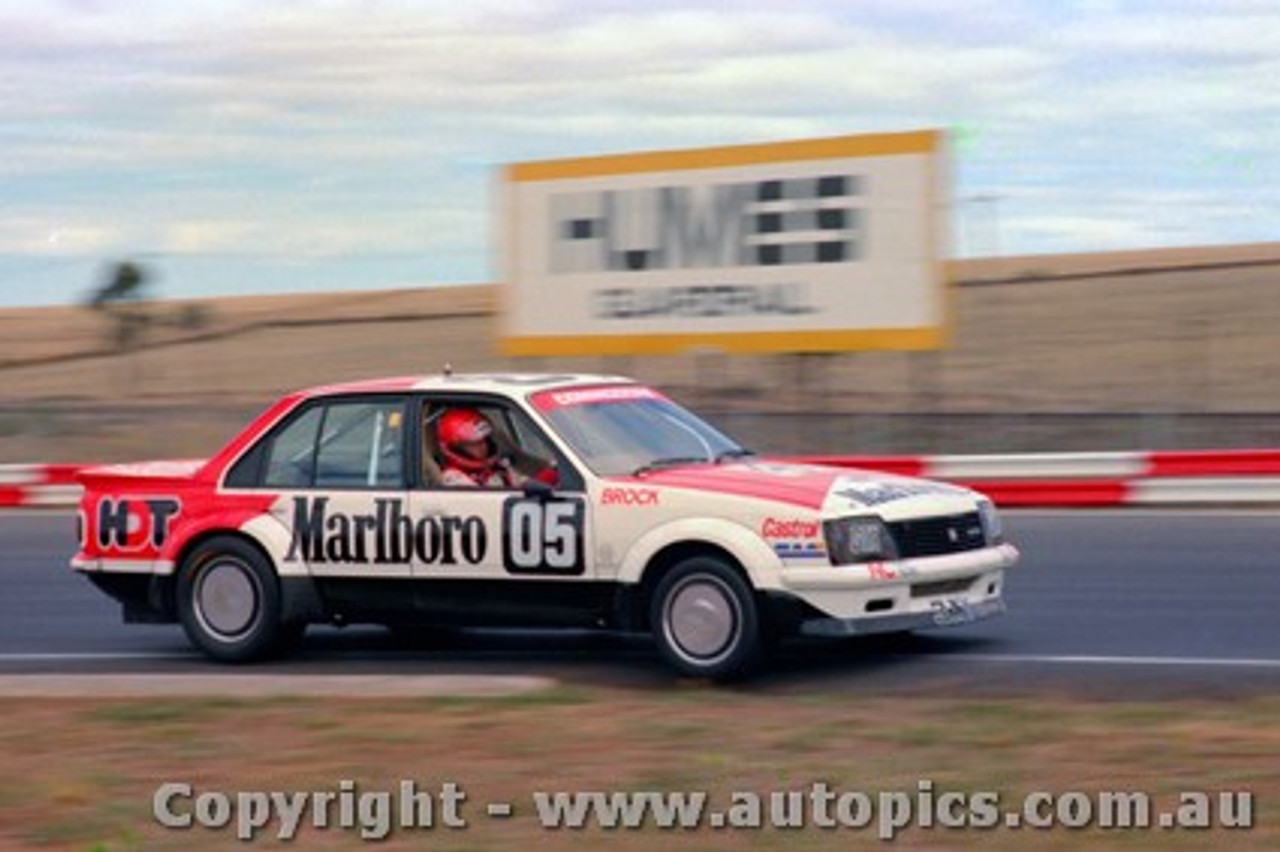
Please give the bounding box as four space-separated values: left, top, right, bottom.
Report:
437 408 527 487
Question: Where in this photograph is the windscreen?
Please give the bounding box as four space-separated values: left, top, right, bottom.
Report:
531 385 747 477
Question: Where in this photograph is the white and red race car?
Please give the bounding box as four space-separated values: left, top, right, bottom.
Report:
72 374 1018 679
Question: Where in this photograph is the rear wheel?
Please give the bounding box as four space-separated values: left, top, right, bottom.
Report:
177 537 286 662
650 557 761 680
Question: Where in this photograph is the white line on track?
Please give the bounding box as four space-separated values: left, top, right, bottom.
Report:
941 653 1280 669
4 651 1280 669
0 672 556 698
0 652 194 662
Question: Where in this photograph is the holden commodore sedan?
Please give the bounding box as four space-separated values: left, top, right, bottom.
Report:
72 373 1018 679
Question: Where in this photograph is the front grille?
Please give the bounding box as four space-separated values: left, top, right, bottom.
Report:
887 512 986 559
911 577 976 598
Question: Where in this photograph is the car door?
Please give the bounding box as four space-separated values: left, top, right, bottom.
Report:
257 396 414 624
410 394 601 626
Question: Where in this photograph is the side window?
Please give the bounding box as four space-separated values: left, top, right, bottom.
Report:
502 407 559 468
263 406 324 488
503 406 584 491
423 396 582 491
313 401 407 489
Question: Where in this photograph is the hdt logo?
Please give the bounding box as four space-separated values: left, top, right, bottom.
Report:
96 497 181 552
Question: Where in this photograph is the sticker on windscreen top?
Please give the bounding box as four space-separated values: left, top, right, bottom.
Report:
532 385 662 411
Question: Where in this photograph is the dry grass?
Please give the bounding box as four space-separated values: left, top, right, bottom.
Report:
3 243 1280 462
0 688 1275 850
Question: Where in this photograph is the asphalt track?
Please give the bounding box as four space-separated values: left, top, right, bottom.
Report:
3 511 1280 697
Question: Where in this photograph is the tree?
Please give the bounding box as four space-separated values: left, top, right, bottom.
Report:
87 261 153 353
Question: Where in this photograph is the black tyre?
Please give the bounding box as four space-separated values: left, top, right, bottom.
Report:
176 536 285 663
650 557 761 680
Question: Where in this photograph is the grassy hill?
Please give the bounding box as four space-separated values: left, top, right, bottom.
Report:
3 243 1280 462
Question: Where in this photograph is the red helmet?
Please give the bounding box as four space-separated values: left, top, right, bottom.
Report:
438 408 496 473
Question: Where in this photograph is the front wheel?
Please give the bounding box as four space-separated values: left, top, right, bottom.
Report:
650 557 761 680
176 537 286 663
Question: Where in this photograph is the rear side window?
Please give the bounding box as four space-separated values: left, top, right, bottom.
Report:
243 399 407 490
263 406 324 488
313 401 406 489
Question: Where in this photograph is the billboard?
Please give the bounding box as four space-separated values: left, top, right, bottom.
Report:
500 130 947 356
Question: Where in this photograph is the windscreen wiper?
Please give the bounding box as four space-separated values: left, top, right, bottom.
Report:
632 456 709 476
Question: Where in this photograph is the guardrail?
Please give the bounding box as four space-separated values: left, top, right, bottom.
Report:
796 450 1280 506
6 450 1280 508
0 464 85 508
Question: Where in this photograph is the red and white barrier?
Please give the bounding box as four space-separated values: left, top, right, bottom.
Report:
7 450 1280 508
0 464 86 508
797 450 1280 507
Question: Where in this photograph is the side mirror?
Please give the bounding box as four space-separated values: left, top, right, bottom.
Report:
522 478 555 501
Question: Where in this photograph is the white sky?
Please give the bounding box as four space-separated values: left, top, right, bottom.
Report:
2 0 1277 306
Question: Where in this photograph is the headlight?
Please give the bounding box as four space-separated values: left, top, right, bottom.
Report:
976 498 1003 545
823 516 899 565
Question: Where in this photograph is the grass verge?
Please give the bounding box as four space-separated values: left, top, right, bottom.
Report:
0 687 1274 850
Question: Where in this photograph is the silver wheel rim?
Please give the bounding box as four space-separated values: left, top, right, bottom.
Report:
663 575 740 665
194 558 260 641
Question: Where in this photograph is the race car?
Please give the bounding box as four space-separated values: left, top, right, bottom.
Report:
72 373 1018 679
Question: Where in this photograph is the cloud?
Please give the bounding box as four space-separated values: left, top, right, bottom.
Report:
0 213 118 255
1058 5 1280 64
0 0 1277 305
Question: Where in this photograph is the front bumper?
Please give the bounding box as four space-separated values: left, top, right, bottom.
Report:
798 595 1006 638
770 542 1018 636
